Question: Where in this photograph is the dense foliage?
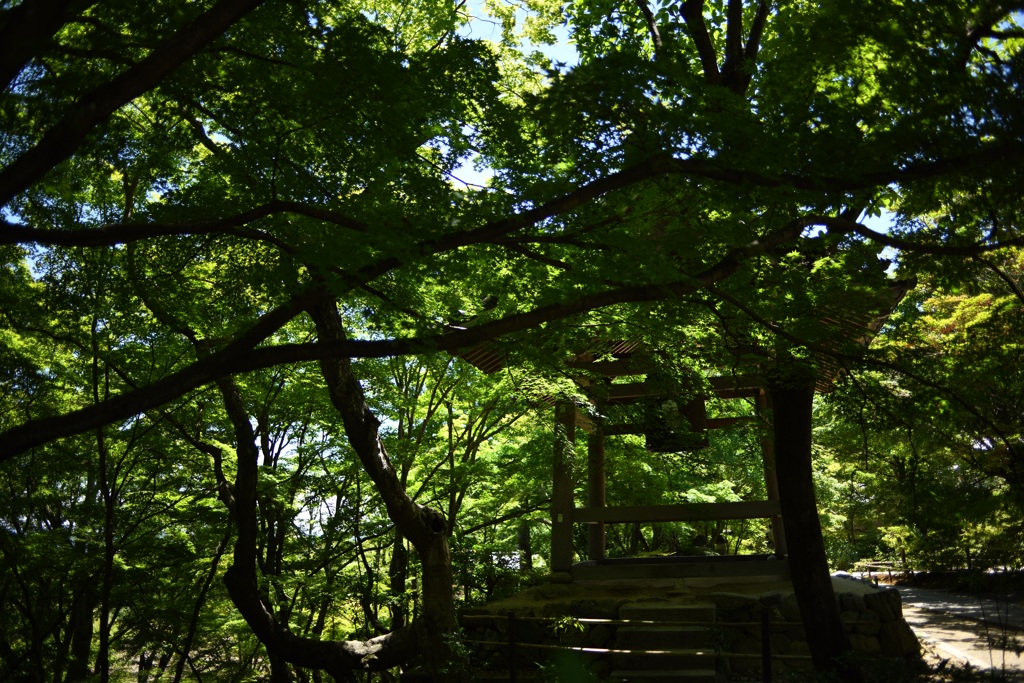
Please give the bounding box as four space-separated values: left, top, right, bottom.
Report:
1 0 1022 680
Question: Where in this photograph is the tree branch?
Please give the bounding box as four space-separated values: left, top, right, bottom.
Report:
0 288 316 460
734 0 771 94
0 215 816 459
458 503 547 536
307 292 465 678
633 0 662 51
0 199 368 248
0 0 96 92
712 282 1023 464
214 307 423 677
817 214 1024 256
744 0 771 62
5 141 1017 258
499 242 574 271
0 0 264 206
722 0 743 82
352 142 1024 291
977 256 1024 307
680 0 721 84
960 1 1024 69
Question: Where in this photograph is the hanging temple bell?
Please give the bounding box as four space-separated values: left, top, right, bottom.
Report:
643 376 710 453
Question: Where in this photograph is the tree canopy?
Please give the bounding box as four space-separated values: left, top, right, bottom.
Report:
2 0 1023 680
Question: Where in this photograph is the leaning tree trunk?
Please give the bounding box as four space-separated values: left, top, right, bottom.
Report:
309 294 468 682
135 275 424 680
767 362 855 678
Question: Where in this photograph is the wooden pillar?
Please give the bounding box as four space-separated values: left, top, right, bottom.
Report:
517 520 532 573
587 422 606 562
551 402 576 573
756 389 787 556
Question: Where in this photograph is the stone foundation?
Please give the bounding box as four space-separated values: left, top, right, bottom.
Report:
459 575 921 680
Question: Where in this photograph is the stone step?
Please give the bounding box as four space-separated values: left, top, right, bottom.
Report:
616 624 715 649
609 647 716 670
404 668 545 682
609 668 717 683
619 601 716 623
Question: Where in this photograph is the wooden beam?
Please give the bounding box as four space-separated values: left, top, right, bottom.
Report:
604 376 765 404
571 557 790 581
603 423 642 436
565 357 651 376
574 500 781 524
587 426 606 562
551 403 576 573
715 388 761 400
708 416 756 429
606 382 662 402
603 416 755 436
757 389 787 556
708 375 765 392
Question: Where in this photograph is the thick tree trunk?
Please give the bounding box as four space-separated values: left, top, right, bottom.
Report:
309 295 467 682
92 330 114 683
217 371 420 680
64 584 96 682
768 365 854 677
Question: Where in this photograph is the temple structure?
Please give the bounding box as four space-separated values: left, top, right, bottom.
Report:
455 278 913 583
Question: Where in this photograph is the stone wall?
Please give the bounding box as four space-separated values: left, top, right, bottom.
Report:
714 584 920 677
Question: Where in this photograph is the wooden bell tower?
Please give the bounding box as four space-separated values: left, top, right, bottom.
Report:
549 351 788 580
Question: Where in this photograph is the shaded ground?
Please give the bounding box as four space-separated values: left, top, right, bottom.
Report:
888 575 1024 681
